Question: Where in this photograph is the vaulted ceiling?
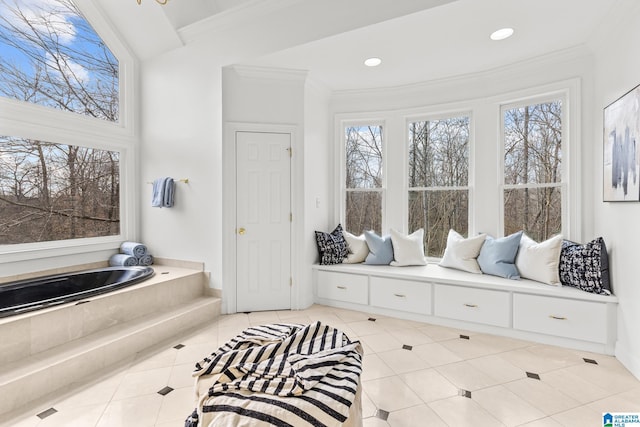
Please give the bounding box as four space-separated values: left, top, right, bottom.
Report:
95 0 625 90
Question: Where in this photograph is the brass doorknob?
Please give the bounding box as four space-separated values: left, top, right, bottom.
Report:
238 227 246 235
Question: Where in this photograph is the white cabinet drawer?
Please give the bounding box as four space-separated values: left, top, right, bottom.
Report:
513 294 608 343
317 271 368 305
434 284 510 327
370 277 432 315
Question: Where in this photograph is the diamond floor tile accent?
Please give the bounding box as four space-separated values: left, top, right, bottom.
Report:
157 386 174 396
459 389 472 398
2 304 638 427
36 408 57 419
375 409 390 421
526 372 541 380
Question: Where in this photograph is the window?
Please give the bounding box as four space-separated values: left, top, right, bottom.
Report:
344 124 384 235
408 116 470 256
0 0 128 252
0 137 120 244
503 100 562 241
0 0 119 122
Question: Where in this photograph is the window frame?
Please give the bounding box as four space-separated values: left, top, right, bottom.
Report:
333 79 580 258
406 111 472 257
338 118 387 234
0 0 138 264
498 88 575 240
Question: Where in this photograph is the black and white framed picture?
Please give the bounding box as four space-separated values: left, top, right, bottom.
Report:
603 83 640 202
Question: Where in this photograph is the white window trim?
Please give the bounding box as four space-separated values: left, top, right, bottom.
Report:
337 118 387 233
406 112 473 258
333 78 579 246
497 80 579 240
0 0 139 265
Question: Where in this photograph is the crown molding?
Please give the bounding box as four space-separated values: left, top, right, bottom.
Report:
332 45 592 99
230 64 308 82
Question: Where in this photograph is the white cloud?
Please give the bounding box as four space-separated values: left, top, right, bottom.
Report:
46 51 89 83
0 0 77 44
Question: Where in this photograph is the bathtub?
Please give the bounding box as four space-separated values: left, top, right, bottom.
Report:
0 266 154 318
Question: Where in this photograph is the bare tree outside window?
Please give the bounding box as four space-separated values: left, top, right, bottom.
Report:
345 125 383 235
0 137 120 244
408 116 469 256
503 100 562 241
0 0 121 245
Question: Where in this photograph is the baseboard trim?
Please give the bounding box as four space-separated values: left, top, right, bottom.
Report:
615 340 640 380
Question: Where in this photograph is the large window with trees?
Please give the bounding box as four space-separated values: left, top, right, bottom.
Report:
0 137 119 244
344 124 384 235
0 0 126 250
408 115 470 256
503 99 563 241
336 82 575 260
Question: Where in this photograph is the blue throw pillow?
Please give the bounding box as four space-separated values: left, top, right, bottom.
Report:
364 231 394 265
477 231 523 279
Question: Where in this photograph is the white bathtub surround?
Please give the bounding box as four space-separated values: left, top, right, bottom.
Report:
0 264 220 416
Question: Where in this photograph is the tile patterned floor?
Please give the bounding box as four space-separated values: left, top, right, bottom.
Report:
2 304 639 427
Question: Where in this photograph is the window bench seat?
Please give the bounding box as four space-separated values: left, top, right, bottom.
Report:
312 263 618 355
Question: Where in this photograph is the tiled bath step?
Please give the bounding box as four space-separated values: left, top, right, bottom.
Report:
0 295 221 415
0 266 208 366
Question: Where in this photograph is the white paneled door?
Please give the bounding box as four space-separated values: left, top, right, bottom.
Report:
236 131 292 312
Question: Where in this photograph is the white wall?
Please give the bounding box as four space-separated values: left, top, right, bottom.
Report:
590 1 640 379
303 80 332 308
140 44 224 288
221 66 325 311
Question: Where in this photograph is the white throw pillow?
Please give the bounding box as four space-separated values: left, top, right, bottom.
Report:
515 234 563 286
390 229 427 266
439 229 486 274
342 231 369 264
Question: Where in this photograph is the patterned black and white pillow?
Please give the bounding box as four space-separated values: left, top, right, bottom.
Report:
559 237 611 295
315 224 349 265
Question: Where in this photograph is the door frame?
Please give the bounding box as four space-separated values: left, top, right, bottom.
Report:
223 122 302 314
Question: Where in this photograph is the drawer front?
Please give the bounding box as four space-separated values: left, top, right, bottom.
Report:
317 271 368 305
513 294 608 343
434 284 510 327
370 277 432 315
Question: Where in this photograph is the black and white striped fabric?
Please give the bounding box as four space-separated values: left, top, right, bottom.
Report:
187 321 363 427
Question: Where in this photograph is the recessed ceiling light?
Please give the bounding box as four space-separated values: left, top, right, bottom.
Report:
364 57 382 67
490 28 514 41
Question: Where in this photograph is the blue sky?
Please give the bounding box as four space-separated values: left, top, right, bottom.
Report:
0 0 117 89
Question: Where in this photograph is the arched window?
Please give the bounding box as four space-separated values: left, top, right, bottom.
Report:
0 0 119 121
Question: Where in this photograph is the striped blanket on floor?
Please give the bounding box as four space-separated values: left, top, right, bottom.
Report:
185 321 363 427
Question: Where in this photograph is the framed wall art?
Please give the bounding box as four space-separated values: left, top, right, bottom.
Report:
603 83 640 201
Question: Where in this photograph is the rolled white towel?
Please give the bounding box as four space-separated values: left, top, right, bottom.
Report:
137 254 154 266
109 254 138 267
120 241 147 257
